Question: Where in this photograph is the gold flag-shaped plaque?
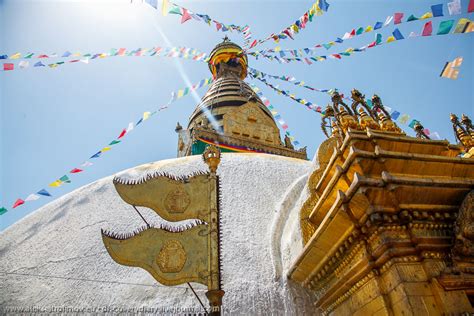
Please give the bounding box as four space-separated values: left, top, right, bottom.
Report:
102 224 209 286
113 172 210 222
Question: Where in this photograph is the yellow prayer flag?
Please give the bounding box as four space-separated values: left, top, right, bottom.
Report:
9 53 21 59
420 12 433 20
454 18 470 33
452 57 463 68
177 90 184 98
386 36 396 43
291 24 299 34
399 114 410 124
466 22 474 33
345 47 354 53
274 46 281 52
162 0 169 16
143 111 151 121
49 180 62 188
365 25 373 32
101 147 111 152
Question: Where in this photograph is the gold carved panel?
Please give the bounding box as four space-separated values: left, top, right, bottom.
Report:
113 173 210 222
102 225 209 286
223 102 280 145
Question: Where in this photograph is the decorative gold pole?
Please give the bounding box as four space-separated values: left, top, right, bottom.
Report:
203 145 224 315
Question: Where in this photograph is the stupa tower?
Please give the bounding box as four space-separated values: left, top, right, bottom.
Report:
176 37 307 160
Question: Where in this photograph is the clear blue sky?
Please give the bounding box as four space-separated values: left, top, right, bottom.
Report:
0 0 473 231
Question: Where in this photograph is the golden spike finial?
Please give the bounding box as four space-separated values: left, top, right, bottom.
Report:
461 114 473 133
203 145 221 174
378 112 402 133
337 106 360 132
358 107 379 130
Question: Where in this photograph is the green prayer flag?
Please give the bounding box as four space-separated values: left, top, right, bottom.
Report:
109 140 121 145
437 20 455 35
408 119 419 128
25 53 34 58
183 87 190 95
340 52 351 56
407 14 418 22
356 27 364 35
168 6 181 15
83 53 91 57
376 33 382 44
59 175 71 183
0 207 7 215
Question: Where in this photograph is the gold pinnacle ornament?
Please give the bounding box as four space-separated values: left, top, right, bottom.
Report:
101 145 224 315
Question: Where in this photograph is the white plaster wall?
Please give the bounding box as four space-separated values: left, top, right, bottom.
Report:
0 153 318 315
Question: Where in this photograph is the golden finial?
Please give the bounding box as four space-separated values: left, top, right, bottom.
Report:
378 112 402 133
337 106 360 132
358 107 379 130
321 104 335 139
371 94 391 121
461 114 473 134
203 145 221 174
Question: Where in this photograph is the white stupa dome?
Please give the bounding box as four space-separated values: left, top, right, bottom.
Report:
0 153 318 314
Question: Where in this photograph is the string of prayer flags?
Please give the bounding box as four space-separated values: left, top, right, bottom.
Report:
249 17 473 66
251 2 451 57
7 77 214 212
440 56 463 79
141 0 249 40
248 0 330 50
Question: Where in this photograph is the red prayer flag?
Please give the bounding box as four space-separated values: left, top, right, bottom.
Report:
3 63 14 71
394 12 404 24
349 29 356 37
215 21 222 31
422 21 433 36
13 199 24 209
469 0 474 13
332 54 342 59
283 29 294 39
181 8 192 23
118 48 126 56
70 168 83 174
38 54 48 58
368 41 377 48
117 129 127 139
249 40 258 49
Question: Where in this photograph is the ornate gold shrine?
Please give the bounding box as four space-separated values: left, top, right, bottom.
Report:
290 98 474 314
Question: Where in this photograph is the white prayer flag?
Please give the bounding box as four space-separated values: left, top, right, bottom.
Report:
25 194 40 201
448 0 461 15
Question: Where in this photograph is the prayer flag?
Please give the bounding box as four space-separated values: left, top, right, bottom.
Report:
90 151 101 159
386 36 396 43
215 22 222 31
143 111 151 120
19 61 29 69
3 63 13 71
181 8 192 23
469 0 474 12
24 53 34 58
70 168 83 173
431 132 441 140
49 180 62 187
60 175 71 183
0 207 7 215
407 14 418 22
365 25 373 32
117 129 126 139
25 194 40 202
101 147 111 152
374 22 383 30
145 0 158 9
454 18 472 33
162 0 169 15
422 21 433 36
126 122 134 133
37 189 52 197
9 53 21 59
408 119 419 128
318 0 330 12
13 199 24 209
448 0 461 15
62 51 72 57
0 55 7 59
420 12 433 20
384 16 393 26
81 161 93 167
431 4 444 17
392 29 404 40
399 114 410 124
356 27 364 35
168 5 181 15
375 33 382 44
437 20 455 34
391 111 401 120
394 13 404 24
109 140 121 145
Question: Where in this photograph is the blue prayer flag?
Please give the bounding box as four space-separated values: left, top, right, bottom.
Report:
431 4 444 17
391 111 401 120
392 28 405 40
318 0 330 12
0 55 7 59
374 22 383 30
37 189 52 197
90 151 101 159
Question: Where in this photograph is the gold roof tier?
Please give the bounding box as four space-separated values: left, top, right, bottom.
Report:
289 128 474 315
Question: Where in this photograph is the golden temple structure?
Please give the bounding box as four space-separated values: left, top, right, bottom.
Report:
289 90 474 314
176 37 307 160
